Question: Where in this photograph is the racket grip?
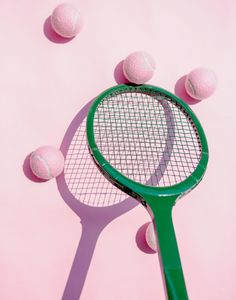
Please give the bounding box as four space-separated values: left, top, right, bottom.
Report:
149 198 189 300
164 268 188 300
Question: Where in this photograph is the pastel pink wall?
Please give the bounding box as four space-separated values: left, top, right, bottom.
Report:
0 0 235 299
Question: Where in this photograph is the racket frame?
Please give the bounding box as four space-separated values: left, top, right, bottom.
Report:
86 84 209 300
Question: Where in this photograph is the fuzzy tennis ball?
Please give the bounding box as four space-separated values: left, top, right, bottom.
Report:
123 51 156 84
30 146 64 180
145 222 158 252
50 3 82 38
185 68 217 100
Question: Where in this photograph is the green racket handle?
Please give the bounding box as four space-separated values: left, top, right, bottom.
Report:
148 196 188 300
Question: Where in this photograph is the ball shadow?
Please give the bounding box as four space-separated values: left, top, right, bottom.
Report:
175 75 201 105
23 153 48 183
113 60 130 84
136 222 156 254
43 16 74 44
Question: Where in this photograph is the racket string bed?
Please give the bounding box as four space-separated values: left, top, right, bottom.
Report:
93 91 202 187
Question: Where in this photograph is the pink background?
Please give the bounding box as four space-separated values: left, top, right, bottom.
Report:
0 0 235 299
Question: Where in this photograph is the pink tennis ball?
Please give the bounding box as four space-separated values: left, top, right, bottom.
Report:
123 51 156 84
50 3 82 38
30 146 64 180
145 222 158 252
185 68 217 100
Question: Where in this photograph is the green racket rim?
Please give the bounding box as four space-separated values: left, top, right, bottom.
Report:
86 84 209 201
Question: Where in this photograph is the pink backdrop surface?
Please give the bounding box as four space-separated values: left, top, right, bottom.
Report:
0 0 235 299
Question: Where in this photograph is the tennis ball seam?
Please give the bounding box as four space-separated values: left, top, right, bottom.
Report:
32 154 53 179
187 78 197 98
71 10 80 34
141 52 155 71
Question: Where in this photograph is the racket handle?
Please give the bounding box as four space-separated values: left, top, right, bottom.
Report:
149 198 188 300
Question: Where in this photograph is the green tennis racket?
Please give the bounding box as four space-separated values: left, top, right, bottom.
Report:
86 84 209 300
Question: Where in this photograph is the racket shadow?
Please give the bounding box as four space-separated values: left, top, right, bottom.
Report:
56 100 138 300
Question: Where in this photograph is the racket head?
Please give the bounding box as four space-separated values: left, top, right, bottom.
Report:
86 84 208 203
